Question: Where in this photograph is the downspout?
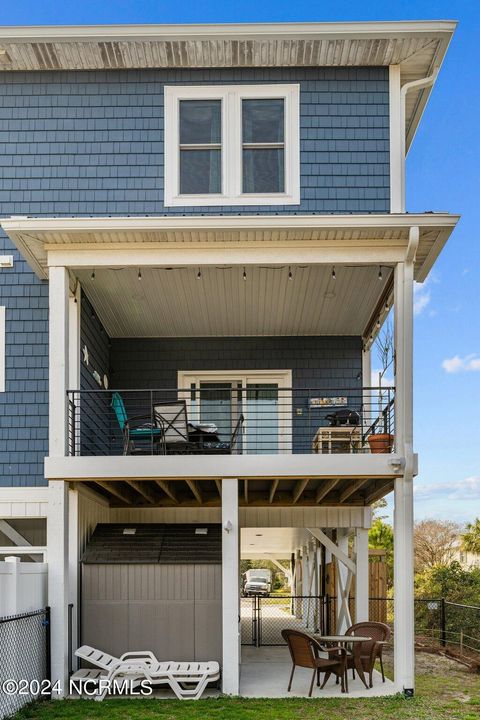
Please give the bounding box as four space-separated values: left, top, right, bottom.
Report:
399 68 439 211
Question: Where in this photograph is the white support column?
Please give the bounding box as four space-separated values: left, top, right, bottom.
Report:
362 345 372 428
336 529 350 634
68 283 81 391
355 528 369 624
47 480 69 697
221 479 239 695
393 233 417 693
68 487 79 673
389 65 403 213
49 266 69 457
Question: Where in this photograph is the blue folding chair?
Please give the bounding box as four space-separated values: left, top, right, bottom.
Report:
111 391 163 455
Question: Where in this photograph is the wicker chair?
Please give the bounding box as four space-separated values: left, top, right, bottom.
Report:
345 621 391 688
281 629 348 696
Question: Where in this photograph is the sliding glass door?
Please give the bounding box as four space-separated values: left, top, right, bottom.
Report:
178 371 291 454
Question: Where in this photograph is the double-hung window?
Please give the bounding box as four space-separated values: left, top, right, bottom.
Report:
164 84 300 206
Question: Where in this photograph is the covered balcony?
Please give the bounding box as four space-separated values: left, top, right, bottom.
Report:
1 213 458 501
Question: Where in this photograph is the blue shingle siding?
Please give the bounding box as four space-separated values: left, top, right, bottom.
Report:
110 336 362 454
0 237 48 487
0 67 389 216
0 65 387 479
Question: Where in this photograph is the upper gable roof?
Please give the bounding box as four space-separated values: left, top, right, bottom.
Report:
0 20 456 150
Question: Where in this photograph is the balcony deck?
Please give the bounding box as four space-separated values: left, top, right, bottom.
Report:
45 385 402 507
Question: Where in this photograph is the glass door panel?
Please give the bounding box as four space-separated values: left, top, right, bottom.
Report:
199 382 241 442
245 383 279 454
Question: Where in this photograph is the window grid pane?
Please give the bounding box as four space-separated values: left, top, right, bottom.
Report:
179 99 222 195
242 98 285 194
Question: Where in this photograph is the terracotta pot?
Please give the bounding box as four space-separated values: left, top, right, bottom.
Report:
368 433 393 454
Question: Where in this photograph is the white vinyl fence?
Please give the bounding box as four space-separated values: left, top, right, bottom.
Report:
0 558 49 720
0 557 47 616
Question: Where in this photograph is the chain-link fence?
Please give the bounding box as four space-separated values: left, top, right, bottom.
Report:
0 608 50 720
241 594 480 661
241 595 329 646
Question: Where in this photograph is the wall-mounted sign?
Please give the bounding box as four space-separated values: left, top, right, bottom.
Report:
309 397 348 408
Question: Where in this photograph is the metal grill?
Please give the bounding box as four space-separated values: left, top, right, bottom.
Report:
0 608 50 719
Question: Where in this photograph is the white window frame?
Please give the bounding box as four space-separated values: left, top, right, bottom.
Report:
164 84 300 207
0 307 5 393
177 369 292 454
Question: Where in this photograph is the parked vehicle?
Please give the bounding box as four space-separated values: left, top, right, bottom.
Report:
243 569 272 597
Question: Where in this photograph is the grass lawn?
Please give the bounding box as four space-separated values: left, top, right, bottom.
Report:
12 658 480 720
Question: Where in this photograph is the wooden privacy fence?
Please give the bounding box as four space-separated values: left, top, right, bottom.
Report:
325 549 388 628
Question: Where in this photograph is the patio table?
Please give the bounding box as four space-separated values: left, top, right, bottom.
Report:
312 634 372 689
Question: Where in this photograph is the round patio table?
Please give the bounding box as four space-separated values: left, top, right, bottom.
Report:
312 634 372 689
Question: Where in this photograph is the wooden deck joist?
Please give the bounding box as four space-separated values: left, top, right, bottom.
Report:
80 475 396 508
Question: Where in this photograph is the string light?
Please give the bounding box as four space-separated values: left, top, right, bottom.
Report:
243 267 247 281
376 319 381 329
378 266 383 281
138 268 142 281
288 266 293 281
331 266 336 280
91 270 95 280
197 268 202 280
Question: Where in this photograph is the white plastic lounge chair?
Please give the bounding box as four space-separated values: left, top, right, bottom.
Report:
73 645 220 700
75 644 158 671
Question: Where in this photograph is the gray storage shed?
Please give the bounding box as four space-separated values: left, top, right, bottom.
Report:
81 523 222 663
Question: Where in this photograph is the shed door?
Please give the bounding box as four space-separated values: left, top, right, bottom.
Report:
82 563 221 663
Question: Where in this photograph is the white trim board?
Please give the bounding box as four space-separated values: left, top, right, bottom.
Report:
44 452 406 480
164 84 300 207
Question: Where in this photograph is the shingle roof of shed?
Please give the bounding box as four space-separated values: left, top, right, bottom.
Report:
81 523 222 564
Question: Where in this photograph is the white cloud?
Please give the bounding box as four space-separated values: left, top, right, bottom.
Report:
414 476 480 502
371 370 394 387
442 354 480 373
414 284 431 316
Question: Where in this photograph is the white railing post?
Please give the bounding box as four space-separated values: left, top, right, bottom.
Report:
222 478 239 695
355 528 369 623
4 556 20 615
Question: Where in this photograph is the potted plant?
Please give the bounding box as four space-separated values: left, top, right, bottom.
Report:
368 430 394 454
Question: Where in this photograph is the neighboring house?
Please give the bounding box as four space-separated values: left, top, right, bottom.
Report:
453 544 480 570
0 21 459 697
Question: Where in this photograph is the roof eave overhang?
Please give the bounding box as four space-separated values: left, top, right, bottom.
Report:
0 20 458 42
1 212 460 284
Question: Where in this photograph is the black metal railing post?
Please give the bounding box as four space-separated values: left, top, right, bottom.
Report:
440 597 447 646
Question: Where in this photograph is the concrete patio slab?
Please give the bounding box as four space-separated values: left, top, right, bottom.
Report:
240 646 397 698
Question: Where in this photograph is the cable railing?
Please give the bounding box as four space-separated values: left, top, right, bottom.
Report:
66 385 395 457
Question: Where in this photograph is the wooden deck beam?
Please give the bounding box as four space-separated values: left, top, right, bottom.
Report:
154 480 179 504
316 478 340 503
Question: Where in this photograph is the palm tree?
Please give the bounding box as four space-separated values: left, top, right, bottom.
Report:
462 518 480 555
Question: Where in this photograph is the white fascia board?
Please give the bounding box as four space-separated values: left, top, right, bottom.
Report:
404 28 456 152
0 20 457 43
44 453 404 481
0 212 460 234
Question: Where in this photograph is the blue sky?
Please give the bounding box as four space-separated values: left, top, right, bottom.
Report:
2 1 479 525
